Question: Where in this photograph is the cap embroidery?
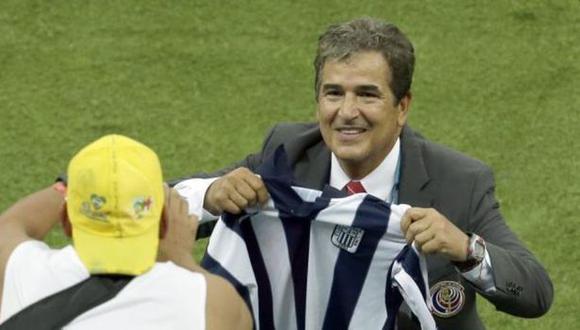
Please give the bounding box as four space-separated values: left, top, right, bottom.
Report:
133 196 153 219
80 194 108 221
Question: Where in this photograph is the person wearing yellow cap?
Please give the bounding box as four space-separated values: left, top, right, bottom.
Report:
0 135 252 329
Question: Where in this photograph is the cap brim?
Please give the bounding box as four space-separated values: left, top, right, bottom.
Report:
72 222 159 276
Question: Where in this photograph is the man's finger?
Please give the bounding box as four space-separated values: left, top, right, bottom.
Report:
163 185 171 205
227 189 249 209
258 189 269 205
168 188 186 211
243 173 265 191
236 181 259 206
406 207 429 220
405 220 431 243
418 238 439 255
178 195 189 214
244 175 269 204
414 228 435 246
401 207 428 232
221 199 242 214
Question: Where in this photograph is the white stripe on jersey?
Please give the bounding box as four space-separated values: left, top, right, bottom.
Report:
205 220 261 322
250 205 297 328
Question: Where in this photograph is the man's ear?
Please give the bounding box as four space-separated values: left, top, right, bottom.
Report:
61 203 72 238
159 207 168 239
397 92 412 127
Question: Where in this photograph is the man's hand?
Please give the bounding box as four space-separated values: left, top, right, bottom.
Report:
400 207 469 262
158 186 199 268
204 167 269 215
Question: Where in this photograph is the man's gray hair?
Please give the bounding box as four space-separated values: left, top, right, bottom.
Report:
314 17 415 104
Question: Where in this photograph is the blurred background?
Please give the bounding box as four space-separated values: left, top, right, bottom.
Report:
1 0 578 328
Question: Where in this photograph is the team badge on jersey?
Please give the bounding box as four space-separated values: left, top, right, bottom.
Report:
430 281 465 318
331 225 364 253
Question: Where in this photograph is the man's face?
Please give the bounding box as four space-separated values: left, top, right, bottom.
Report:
317 51 410 179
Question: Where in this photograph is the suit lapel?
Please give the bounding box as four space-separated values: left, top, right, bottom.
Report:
284 124 330 190
296 142 330 189
398 126 434 207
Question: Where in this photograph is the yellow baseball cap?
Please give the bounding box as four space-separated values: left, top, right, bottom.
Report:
66 134 164 275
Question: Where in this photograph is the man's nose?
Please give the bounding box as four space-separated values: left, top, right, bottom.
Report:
338 93 359 119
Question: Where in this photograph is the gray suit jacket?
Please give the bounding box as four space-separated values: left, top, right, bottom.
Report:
188 122 553 329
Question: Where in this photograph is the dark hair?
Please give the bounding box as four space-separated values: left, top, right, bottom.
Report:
314 17 415 103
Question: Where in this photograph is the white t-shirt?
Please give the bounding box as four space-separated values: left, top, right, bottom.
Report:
1 241 206 329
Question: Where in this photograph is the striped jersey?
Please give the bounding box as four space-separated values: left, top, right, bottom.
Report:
202 147 436 330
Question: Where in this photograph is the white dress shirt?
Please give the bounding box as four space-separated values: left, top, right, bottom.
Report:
330 139 401 202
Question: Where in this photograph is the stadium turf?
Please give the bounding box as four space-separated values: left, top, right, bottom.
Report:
1 0 578 328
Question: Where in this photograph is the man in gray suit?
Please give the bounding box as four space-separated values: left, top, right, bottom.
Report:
176 18 553 329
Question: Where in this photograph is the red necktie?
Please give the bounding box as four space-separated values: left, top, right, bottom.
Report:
344 180 366 195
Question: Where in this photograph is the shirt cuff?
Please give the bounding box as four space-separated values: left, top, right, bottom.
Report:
459 249 496 293
173 177 220 224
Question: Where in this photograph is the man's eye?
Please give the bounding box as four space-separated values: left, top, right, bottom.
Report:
325 90 342 96
324 91 343 101
359 92 378 98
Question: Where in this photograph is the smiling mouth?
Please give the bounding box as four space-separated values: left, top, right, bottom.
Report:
336 127 368 135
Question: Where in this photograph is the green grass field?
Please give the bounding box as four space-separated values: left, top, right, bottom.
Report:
1 0 578 328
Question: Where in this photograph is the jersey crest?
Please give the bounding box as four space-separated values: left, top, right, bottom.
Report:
331 225 364 253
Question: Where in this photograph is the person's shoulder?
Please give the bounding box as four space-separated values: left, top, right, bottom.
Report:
2 240 54 273
266 122 319 142
151 262 206 287
262 122 321 154
405 127 491 176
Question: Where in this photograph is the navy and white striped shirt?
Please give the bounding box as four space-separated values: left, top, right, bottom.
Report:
202 147 436 330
